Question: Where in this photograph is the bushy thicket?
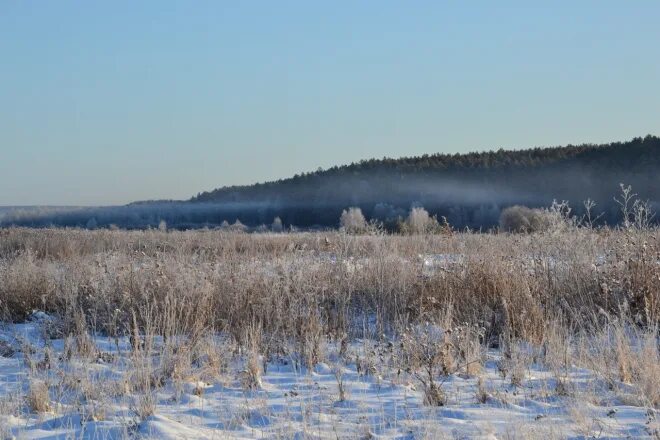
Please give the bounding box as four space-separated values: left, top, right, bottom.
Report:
499 206 551 232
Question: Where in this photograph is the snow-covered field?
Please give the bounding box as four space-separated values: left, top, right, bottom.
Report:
0 228 658 439
1 315 658 440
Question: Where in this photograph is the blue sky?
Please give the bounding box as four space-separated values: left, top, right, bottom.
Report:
1 1 659 205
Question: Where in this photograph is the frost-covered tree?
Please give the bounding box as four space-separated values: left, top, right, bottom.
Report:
86 217 98 229
229 219 247 232
403 207 439 234
340 207 367 233
271 217 283 233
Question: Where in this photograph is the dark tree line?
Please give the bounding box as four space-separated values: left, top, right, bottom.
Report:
190 135 660 228
3 136 658 230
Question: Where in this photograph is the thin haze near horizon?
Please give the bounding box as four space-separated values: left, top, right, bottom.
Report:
1 2 659 206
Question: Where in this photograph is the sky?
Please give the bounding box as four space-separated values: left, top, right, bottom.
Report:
1 2 659 205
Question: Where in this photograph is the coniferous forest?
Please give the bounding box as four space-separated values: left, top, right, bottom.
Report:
191 135 660 229
2 136 658 230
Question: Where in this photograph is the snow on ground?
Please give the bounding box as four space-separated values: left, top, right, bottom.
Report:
0 317 658 439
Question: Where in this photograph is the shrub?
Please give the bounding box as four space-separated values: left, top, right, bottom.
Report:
27 379 50 413
271 217 283 233
132 392 156 421
401 207 440 234
228 220 247 233
400 324 452 406
499 205 550 233
340 207 367 233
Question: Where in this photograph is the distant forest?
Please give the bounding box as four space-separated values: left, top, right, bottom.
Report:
191 135 660 229
3 136 659 230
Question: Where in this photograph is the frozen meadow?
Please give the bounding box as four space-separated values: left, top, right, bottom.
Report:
0 227 658 439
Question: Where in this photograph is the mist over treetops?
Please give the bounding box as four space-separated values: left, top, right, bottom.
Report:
2 136 658 230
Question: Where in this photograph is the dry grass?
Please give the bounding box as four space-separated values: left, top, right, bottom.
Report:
26 379 50 414
0 227 657 341
0 224 658 423
1 227 656 338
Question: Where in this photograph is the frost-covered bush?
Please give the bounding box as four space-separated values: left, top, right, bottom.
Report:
500 202 580 233
228 219 247 232
340 207 367 233
400 324 451 405
86 217 98 229
499 205 550 233
401 207 440 234
271 217 283 233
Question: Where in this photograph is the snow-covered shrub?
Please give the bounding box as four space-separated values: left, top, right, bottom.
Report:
271 216 283 233
401 207 440 234
228 219 247 232
86 217 98 229
399 324 451 406
340 207 367 233
499 205 551 233
27 379 50 413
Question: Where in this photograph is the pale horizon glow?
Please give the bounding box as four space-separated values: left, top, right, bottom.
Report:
1 1 659 205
